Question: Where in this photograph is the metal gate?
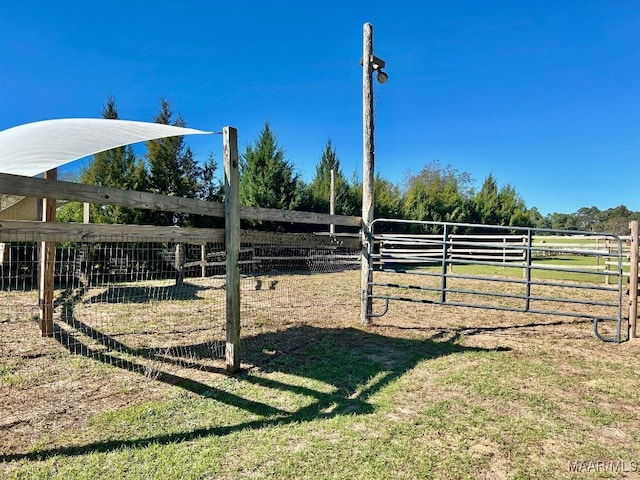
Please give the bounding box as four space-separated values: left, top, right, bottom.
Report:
364 219 626 342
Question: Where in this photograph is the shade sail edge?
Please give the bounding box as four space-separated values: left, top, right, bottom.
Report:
0 118 213 177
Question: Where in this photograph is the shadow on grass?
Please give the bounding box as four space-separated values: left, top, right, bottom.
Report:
85 282 213 304
376 318 595 342
0 317 510 462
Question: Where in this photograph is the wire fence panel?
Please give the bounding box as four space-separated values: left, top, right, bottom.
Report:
239 240 360 354
0 227 360 454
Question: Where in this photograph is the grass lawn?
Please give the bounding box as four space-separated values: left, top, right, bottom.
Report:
446 255 616 284
1 270 639 479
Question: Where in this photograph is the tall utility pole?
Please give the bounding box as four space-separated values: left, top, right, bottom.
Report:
361 23 374 325
361 22 387 325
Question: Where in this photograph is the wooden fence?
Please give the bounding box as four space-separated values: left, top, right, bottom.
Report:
0 126 362 371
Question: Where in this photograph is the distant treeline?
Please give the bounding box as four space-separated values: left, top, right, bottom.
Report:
46 97 638 236
530 206 640 236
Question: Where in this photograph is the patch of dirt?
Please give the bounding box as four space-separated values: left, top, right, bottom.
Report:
0 269 636 461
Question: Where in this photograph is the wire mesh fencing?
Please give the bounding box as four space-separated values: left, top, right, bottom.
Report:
0 229 361 454
1 232 361 367
239 240 360 343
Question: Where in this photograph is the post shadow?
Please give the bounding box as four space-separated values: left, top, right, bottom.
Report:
375 317 593 341
84 281 211 304
2 318 509 463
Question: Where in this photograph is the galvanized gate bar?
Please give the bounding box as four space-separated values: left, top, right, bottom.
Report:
370 294 621 323
440 224 449 303
368 218 626 342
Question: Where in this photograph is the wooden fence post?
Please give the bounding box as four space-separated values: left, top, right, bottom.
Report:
330 168 335 235
83 202 90 224
201 244 207 278
175 243 184 286
224 126 241 372
39 169 57 336
629 220 638 340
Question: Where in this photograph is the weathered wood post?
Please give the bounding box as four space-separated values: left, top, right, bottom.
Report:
83 202 90 224
224 126 241 372
329 168 336 235
80 202 90 288
361 22 376 325
39 169 57 336
175 243 184 286
201 244 207 278
629 220 638 339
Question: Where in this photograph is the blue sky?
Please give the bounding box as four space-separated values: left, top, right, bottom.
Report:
1 1 638 216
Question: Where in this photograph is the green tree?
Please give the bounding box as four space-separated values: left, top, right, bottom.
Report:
56 201 84 223
190 152 223 228
472 174 500 226
374 174 403 219
340 170 365 218
239 122 299 225
497 184 529 227
472 175 530 228
57 96 146 224
198 152 223 203
573 206 600 231
145 99 203 226
370 174 404 232
402 161 473 232
599 205 632 235
528 207 550 229
543 205 639 234
549 212 579 231
306 139 351 215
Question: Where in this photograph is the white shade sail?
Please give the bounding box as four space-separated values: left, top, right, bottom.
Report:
0 118 213 177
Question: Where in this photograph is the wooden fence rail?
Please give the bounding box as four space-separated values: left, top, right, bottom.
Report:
0 172 361 228
0 126 362 371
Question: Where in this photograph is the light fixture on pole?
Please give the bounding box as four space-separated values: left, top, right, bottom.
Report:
359 54 390 84
371 55 389 84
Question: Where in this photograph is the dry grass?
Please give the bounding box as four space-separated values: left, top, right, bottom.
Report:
1 268 639 479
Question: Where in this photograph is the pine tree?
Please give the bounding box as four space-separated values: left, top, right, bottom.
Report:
65 96 146 224
190 152 223 228
145 99 203 226
472 174 530 228
472 174 500 226
239 122 298 217
307 139 351 215
374 174 402 220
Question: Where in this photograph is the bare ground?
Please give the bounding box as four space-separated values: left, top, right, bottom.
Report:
1 269 637 470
